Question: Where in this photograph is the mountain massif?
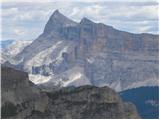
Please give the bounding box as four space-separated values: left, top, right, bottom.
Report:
4 10 159 91
1 66 140 119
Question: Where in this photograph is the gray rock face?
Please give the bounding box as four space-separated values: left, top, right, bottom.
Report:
1 66 140 119
44 10 77 35
44 86 140 119
6 10 159 91
1 66 49 118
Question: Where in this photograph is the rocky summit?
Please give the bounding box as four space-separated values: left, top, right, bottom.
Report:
1 66 140 119
4 10 159 91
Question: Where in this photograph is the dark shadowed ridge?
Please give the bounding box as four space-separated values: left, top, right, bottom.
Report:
1 66 140 118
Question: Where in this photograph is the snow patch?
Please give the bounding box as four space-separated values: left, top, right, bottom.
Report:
63 72 82 86
4 40 32 57
86 58 94 64
29 74 52 84
125 78 158 90
110 80 122 92
44 66 91 87
26 41 63 66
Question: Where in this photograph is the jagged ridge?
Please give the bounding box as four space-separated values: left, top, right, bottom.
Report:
1 66 140 119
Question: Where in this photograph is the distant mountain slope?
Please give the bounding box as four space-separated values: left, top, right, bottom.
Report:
3 40 32 56
120 86 159 119
1 40 15 49
1 40 32 64
5 10 159 91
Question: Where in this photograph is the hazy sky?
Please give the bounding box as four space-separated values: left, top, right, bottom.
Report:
1 0 159 40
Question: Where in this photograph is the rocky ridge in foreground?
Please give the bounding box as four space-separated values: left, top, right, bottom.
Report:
1 66 140 119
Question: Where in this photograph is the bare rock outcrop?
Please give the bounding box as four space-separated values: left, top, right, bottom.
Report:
1 66 140 119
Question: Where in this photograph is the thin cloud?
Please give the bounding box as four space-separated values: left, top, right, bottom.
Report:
1 0 158 40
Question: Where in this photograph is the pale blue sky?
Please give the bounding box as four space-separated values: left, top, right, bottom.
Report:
1 0 159 41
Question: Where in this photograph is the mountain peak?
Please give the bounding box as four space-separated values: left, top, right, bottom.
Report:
43 10 77 34
54 9 60 14
50 9 65 19
80 17 94 24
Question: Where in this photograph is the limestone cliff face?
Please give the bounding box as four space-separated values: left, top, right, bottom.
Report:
6 10 158 91
1 66 140 119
